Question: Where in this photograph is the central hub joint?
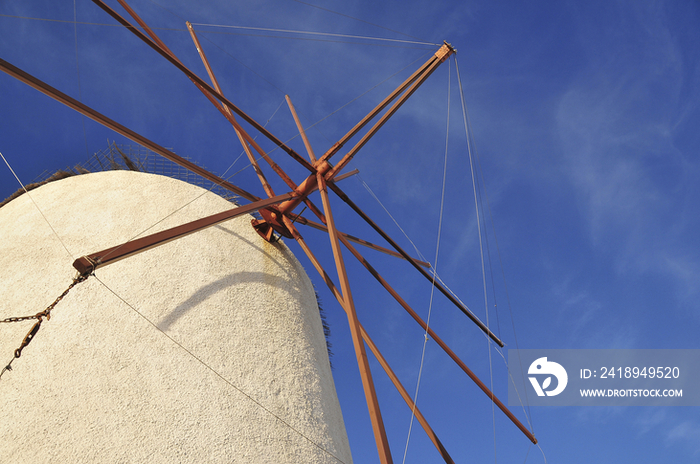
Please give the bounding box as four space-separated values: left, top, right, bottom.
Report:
252 206 293 241
252 160 333 242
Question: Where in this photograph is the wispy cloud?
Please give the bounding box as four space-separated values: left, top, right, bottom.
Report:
554 1 700 300
665 420 700 455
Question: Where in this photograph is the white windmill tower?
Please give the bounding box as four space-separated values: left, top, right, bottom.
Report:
0 1 537 463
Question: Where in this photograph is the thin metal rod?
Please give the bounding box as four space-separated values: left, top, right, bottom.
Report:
0 57 260 203
282 94 337 225
292 215 431 268
115 5 300 197
337 233 537 444
327 181 505 347
116 0 166 49
360 326 455 463
117 2 283 200
333 168 359 183
314 175 393 463
285 95 317 163
91 0 315 174
288 220 454 462
72 193 293 275
325 43 454 181
186 21 276 198
317 49 445 164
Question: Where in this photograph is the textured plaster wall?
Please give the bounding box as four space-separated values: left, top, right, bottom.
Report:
0 171 351 463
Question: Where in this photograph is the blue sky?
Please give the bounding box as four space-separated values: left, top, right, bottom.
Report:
2 1 700 462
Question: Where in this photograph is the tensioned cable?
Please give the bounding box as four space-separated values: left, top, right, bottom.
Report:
290 0 428 43
148 0 434 45
92 274 346 464
0 151 74 260
455 55 499 464
182 28 434 50
211 49 431 179
0 14 432 49
356 175 493 337
462 92 535 432
357 175 427 262
198 32 431 129
455 57 539 453
401 57 450 464
469 137 503 339
188 22 439 47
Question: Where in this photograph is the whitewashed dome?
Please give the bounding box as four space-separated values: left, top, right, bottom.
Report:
0 170 351 463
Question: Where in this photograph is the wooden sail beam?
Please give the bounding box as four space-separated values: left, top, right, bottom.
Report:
271 44 454 218
72 193 294 276
327 181 506 347
284 217 454 463
185 21 276 199
283 94 331 221
185 21 312 198
0 57 260 203
336 232 538 444
286 181 534 444
286 95 318 164
323 43 454 181
314 174 393 463
291 215 431 268
332 168 360 183
91 0 316 174
317 45 452 165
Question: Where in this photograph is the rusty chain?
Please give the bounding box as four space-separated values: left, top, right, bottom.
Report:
1 274 90 379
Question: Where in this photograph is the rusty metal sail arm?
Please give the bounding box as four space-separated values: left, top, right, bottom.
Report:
327 181 505 347
283 183 532 443
91 0 315 174
284 217 454 463
0 57 260 204
269 43 455 218
323 43 454 181
318 43 453 166
335 231 537 444
290 215 430 268
72 193 294 276
186 21 280 198
313 173 393 463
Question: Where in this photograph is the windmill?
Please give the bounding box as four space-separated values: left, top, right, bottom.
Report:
0 1 537 462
